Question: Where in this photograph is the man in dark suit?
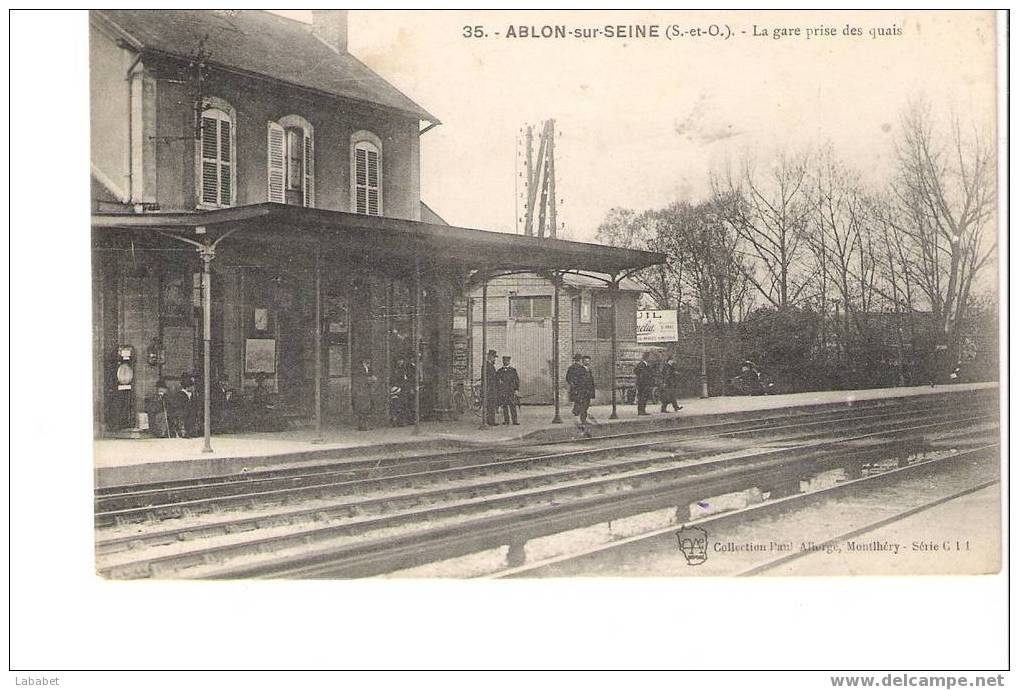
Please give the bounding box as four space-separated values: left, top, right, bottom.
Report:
482 349 499 426
565 353 584 416
176 373 203 437
574 355 596 434
634 352 656 415
496 355 520 425
659 355 684 412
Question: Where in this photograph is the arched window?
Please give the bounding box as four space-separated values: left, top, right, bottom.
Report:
268 115 314 207
351 131 382 216
197 99 236 208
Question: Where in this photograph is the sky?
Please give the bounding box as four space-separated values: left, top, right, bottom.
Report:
275 10 997 243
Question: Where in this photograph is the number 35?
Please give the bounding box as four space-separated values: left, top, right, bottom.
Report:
462 25 485 38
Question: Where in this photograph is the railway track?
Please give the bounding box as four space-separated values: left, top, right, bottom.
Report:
495 444 999 579
94 393 998 580
95 394 993 525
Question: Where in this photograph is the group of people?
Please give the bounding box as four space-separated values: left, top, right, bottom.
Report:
144 374 205 438
482 349 521 426
634 352 684 415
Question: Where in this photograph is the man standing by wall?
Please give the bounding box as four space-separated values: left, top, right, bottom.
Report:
496 355 520 425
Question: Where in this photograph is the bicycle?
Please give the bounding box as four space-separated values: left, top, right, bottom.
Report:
451 380 484 417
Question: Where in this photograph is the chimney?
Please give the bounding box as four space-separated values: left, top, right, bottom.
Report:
312 10 348 54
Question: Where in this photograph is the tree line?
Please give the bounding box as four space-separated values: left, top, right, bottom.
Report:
597 100 998 391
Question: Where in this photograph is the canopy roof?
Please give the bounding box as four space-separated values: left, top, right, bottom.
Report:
92 203 664 275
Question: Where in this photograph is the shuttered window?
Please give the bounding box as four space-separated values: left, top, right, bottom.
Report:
268 118 314 207
353 140 382 216
199 109 233 207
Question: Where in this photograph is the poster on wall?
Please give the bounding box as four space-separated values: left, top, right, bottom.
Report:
244 338 276 373
636 310 678 343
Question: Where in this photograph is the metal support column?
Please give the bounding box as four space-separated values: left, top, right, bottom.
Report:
413 257 422 435
312 246 324 443
609 276 619 420
199 245 215 453
479 273 489 430
551 272 562 423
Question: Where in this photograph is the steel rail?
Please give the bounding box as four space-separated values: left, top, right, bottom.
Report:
96 388 996 498
94 408 993 529
493 444 999 579
94 406 992 522
96 419 995 578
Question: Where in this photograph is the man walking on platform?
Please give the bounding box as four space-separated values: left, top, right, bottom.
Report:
659 355 684 413
565 353 584 416
634 351 655 415
574 354 596 436
482 349 499 426
496 355 520 425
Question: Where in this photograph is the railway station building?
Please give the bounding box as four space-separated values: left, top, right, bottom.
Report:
90 10 662 437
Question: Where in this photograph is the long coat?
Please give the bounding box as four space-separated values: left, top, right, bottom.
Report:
565 362 585 402
482 360 499 407
573 365 596 402
660 360 679 396
176 389 202 437
635 360 656 390
495 365 520 405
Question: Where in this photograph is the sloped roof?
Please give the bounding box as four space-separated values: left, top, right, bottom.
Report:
420 201 448 225
92 9 437 123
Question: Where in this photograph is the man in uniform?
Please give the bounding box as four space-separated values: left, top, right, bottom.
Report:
482 349 499 426
496 355 521 425
565 353 584 416
634 351 656 415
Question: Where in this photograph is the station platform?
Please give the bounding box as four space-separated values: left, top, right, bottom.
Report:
94 381 998 488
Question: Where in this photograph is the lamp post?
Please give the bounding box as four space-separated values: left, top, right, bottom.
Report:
700 312 709 399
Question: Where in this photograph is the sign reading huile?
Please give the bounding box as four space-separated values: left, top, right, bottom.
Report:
636 310 678 343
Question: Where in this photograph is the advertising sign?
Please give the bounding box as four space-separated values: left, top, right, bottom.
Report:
636 310 678 343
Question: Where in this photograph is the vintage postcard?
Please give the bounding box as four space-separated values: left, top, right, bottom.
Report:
87 9 1001 582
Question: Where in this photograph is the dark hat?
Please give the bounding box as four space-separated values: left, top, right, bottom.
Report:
502 355 511 362
581 354 592 360
487 349 497 356
573 354 582 361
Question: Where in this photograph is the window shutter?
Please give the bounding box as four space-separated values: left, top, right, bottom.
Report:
303 134 315 207
366 149 379 216
219 120 232 206
267 121 285 203
201 116 219 205
354 147 367 214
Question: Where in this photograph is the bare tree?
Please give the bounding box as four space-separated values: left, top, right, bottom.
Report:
887 100 997 361
595 207 684 308
805 147 879 360
712 151 813 309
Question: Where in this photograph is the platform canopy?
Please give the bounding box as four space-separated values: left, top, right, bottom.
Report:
91 203 665 275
